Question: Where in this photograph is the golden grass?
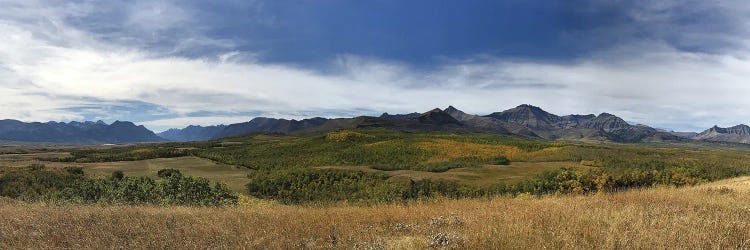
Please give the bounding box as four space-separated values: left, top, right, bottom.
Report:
417 139 523 162
416 139 576 163
326 130 375 142
3 178 750 249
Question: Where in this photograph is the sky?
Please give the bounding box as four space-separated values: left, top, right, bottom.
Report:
1 0 750 132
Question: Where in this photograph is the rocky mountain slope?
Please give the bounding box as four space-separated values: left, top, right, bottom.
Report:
480 104 677 142
694 125 750 144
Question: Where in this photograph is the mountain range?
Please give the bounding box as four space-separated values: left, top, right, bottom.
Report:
2 105 750 145
0 120 164 144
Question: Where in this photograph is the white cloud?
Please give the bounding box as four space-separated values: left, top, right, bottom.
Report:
1 0 750 132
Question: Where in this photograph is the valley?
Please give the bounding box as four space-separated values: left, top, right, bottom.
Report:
4 127 750 203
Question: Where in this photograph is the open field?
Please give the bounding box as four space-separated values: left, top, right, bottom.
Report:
0 151 587 192
0 156 251 193
2 177 750 249
319 161 588 187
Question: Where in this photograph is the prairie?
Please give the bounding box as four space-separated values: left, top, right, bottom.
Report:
5 129 750 203
3 130 750 248
2 177 750 249
0 156 251 193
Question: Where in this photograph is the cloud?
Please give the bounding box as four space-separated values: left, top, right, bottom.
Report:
1 0 750 132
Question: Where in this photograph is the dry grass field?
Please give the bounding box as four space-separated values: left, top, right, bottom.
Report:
0 155 252 193
2 177 750 249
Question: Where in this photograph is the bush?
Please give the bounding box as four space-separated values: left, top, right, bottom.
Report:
493 156 510 165
505 166 710 196
111 171 124 181
157 169 182 178
64 167 84 176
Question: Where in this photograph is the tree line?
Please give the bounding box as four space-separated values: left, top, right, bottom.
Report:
0 166 237 206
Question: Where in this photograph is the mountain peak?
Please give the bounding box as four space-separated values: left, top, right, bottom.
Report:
702 124 750 136
583 113 630 131
444 106 467 116
111 120 136 126
695 124 750 143
418 108 461 125
485 104 559 129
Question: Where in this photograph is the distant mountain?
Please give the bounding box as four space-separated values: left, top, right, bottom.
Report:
3 104 721 145
417 108 462 125
443 106 530 136
150 104 706 144
481 104 677 142
694 125 750 144
581 113 631 132
215 117 329 138
0 119 164 144
670 131 698 139
379 112 421 119
485 104 561 130
158 125 227 142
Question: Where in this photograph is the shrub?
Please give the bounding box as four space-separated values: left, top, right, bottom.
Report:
157 169 182 178
493 156 510 165
111 171 124 181
64 167 84 176
29 164 46 171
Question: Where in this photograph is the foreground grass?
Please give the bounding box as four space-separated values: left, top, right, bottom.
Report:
2 178 750 249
